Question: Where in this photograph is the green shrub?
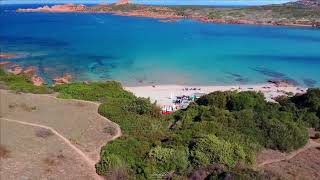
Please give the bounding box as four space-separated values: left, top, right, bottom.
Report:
123 97 160 117
95 154 125 176
227 91 265 111
53 81 135 101
191 135 246 167
261 118 308 151
196 91 233 108
148 146 189 174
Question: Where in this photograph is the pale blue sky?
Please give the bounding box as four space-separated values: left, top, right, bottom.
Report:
0 0 298 5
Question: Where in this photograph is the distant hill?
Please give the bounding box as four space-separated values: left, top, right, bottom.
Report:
287 0 320 7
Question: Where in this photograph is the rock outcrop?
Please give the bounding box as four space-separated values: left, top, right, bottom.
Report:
23 67 37 77
31 75 45 86
53 74 73 85
0 61 12 68
116 0 130 5
17 4 86 13
9 65 23 75
267 80 295 87
0 53 18 59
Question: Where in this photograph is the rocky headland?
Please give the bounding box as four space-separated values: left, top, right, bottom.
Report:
17 4 86 12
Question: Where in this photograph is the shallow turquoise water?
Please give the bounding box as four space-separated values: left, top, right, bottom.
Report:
1 5 320 86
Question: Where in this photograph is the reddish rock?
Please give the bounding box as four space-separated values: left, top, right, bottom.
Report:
53 74 73 85
267 80 294 87
23 67 37 77
17 4 87 13
32 75 45 86
10 66 23 75
0 53 18 59
116 0 130 5
0 61 12 68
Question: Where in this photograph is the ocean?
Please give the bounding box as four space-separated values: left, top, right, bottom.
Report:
1 4 320 87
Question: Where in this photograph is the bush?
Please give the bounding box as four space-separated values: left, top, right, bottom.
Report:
148 146 189 173
261 118 308 151
291 88 320 117
96 154 125 176
54 81 135 101
191 135 246 167
227 91 265 111
123 97 160 117
196 91 233 108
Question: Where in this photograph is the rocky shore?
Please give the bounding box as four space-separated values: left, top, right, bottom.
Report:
0 53 20 59
0 59 72 86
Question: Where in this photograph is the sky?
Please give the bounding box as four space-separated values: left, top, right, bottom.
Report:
0 0 298 5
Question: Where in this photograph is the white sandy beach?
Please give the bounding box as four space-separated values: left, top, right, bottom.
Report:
125 83 307 106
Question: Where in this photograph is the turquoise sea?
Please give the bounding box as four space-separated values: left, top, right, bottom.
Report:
1 5 320 86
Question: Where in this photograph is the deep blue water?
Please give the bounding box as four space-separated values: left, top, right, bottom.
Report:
1 4 320 86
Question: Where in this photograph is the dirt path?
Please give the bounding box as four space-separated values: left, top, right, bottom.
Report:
257 139 320 168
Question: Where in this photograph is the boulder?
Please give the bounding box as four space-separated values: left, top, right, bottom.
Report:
53 74 73 85
23 67 37 77
0 61 12 68
0 53 18 59
32 75 45 86
267 79 295 87
10 66 23 75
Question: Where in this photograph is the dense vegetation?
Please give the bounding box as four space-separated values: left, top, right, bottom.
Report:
1 70 320 179
52 81 135 101
56 82 316 179
0 69 52 94
93 2 320 26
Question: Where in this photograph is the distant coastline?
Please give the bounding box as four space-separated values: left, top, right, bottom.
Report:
15 2 320 28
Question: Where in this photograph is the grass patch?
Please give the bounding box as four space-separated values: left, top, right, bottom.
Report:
53 81 135 101
0 69 52 94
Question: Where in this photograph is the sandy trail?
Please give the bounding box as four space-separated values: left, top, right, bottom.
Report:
257 139 320 168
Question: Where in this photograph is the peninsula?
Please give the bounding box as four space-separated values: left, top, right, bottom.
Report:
17 0 320 27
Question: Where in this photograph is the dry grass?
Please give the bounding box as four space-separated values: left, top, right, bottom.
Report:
1 90 117 160
43 153 66 167
0 119 97 180
20 103 37 112
0 145 10 159
43 157 60 166
105 168 129 180
35 128 54 138
8 103 37 112
103 126 116 136
262 147 320 180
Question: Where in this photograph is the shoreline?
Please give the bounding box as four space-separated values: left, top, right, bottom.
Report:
125 83 308 106
15 4 320 29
